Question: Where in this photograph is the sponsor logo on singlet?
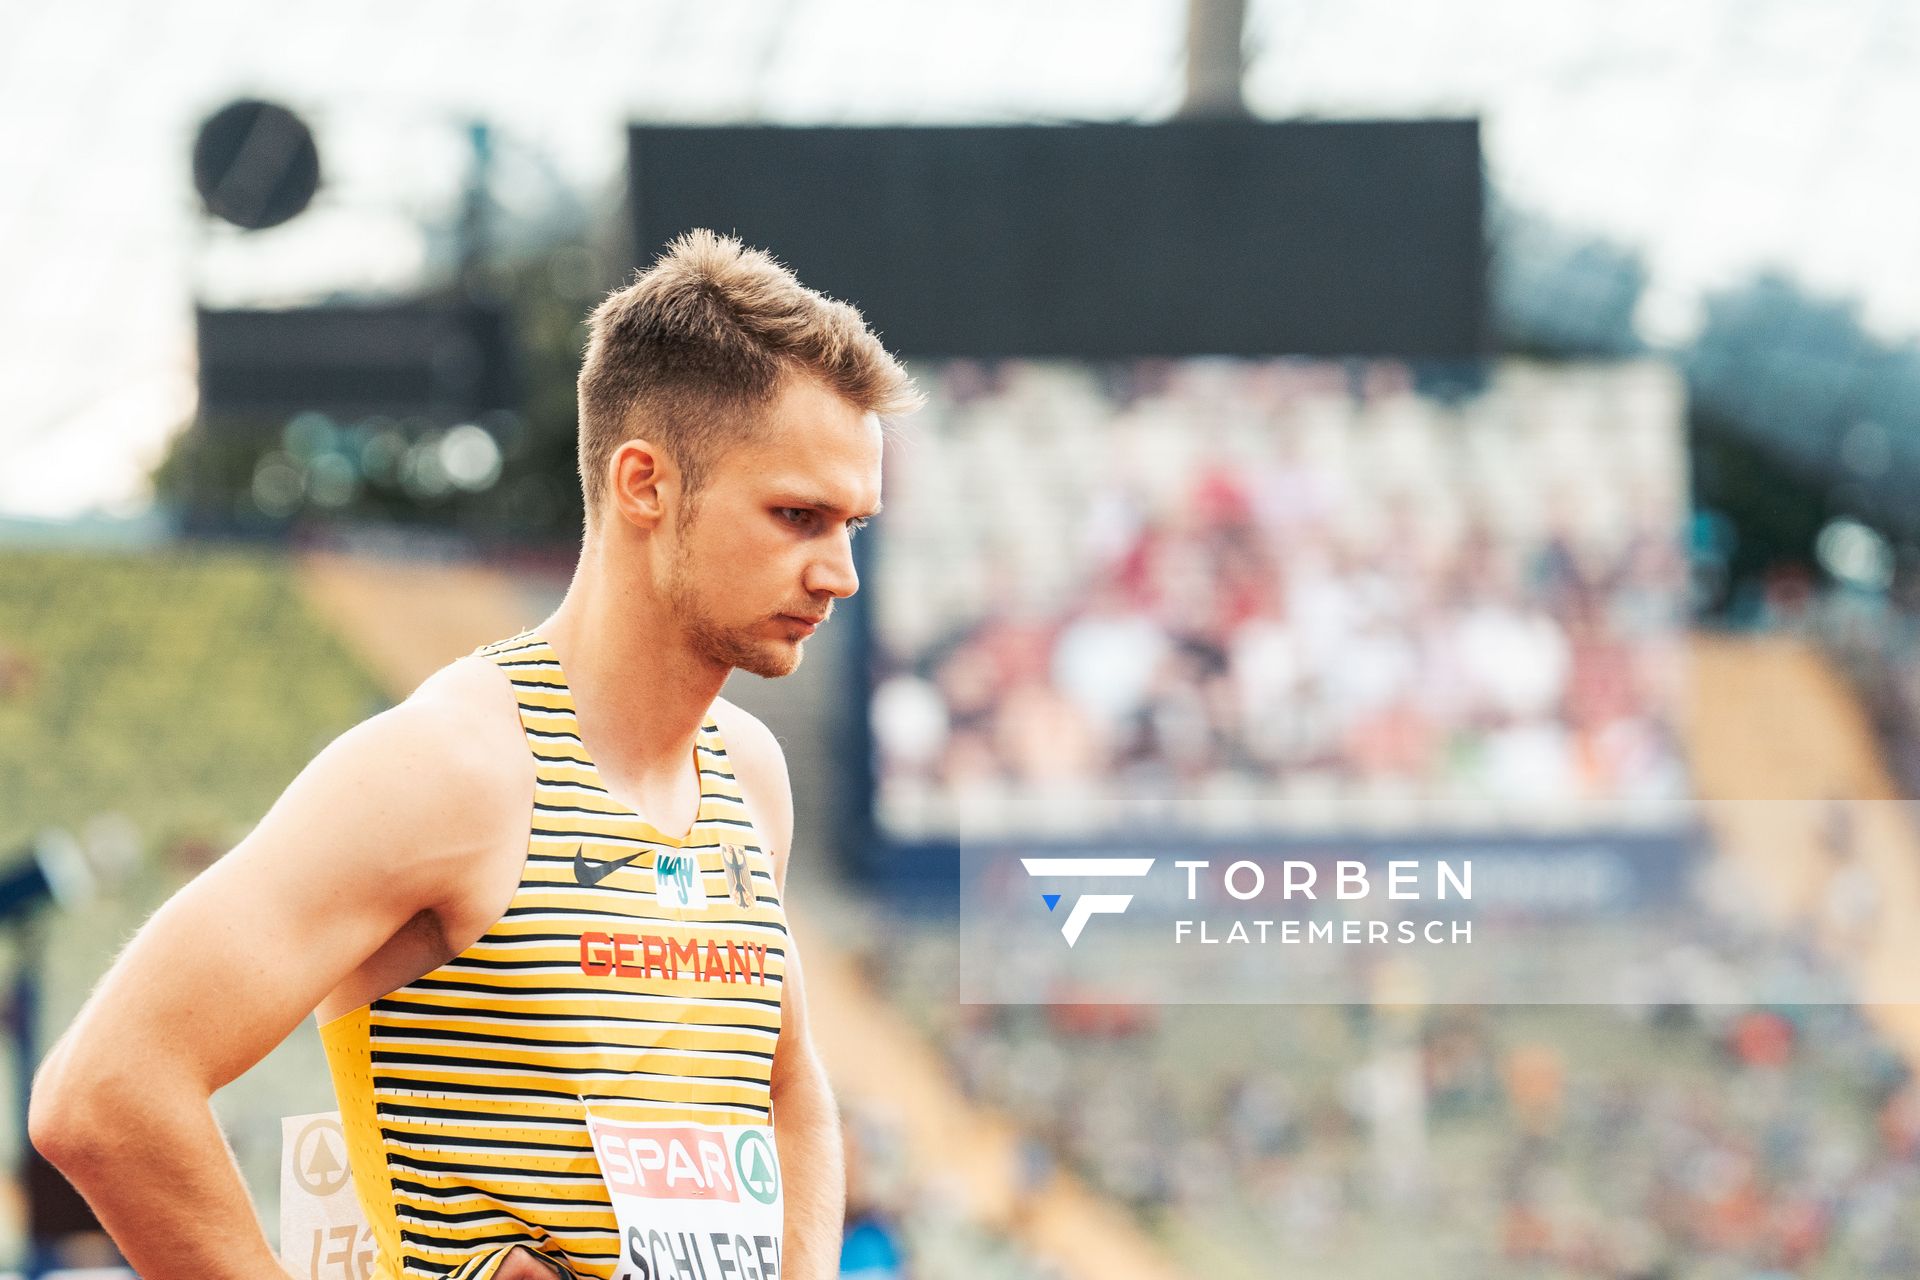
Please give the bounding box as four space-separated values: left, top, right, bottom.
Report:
575 844 644 887
655 849 709 909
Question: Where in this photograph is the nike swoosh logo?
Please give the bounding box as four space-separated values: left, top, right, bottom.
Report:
573 844 643 887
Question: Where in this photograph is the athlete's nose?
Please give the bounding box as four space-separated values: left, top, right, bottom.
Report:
804 529 860 600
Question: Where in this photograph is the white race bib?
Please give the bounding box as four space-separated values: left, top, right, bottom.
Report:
585 1112 784 1280
279 1111 376 1280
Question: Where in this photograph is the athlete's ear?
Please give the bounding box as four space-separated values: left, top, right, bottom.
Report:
606 438 675 532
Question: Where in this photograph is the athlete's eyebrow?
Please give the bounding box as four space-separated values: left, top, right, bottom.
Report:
781 496 883 520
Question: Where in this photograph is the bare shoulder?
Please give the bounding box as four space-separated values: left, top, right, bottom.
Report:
351 654 525 804
403 652 529 765
710 697 794 859
709 696 789 784
387 654 528 832
252 652 529 906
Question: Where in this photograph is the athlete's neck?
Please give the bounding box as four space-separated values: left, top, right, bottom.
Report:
537 538 727 787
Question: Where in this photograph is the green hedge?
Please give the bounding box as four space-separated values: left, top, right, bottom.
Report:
0 546 388 861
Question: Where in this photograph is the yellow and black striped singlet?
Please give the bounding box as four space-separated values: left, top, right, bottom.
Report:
319 631 789 1280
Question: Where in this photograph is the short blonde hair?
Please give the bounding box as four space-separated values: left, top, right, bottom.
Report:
575 229 922 526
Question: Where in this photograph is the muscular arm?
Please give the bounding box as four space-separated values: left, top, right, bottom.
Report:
27 663 526 1280
717 702 844 1280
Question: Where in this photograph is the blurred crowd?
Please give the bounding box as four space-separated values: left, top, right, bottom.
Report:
1802 583 1920 799
868 916 1920 1280
836 1108 1063 1280
871 359 1692 840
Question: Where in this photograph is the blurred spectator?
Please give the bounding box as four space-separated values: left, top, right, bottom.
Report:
867 911 1920 1279
873 359 1691 838
841 1115 909 1279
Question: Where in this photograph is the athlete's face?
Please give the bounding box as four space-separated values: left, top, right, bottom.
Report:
663 374 882 678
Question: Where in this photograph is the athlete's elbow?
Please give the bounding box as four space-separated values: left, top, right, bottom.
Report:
30 1044 130 1173
29 1080 101 1173
770 1041 836 1113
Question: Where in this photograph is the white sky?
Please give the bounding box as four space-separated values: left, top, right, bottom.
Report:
1 0 1914 518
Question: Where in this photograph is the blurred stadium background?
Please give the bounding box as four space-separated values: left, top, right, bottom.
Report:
7 1 1920 1277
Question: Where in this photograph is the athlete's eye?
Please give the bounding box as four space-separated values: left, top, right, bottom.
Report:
774 508 816 529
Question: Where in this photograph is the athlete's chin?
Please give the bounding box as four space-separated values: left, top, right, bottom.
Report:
734 639 805 680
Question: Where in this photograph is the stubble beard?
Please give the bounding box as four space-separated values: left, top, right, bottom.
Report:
664 542 803 680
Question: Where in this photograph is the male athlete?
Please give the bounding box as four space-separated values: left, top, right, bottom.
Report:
29 229 922 1280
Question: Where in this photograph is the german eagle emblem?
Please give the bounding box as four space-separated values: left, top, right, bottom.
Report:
720 843 756 907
